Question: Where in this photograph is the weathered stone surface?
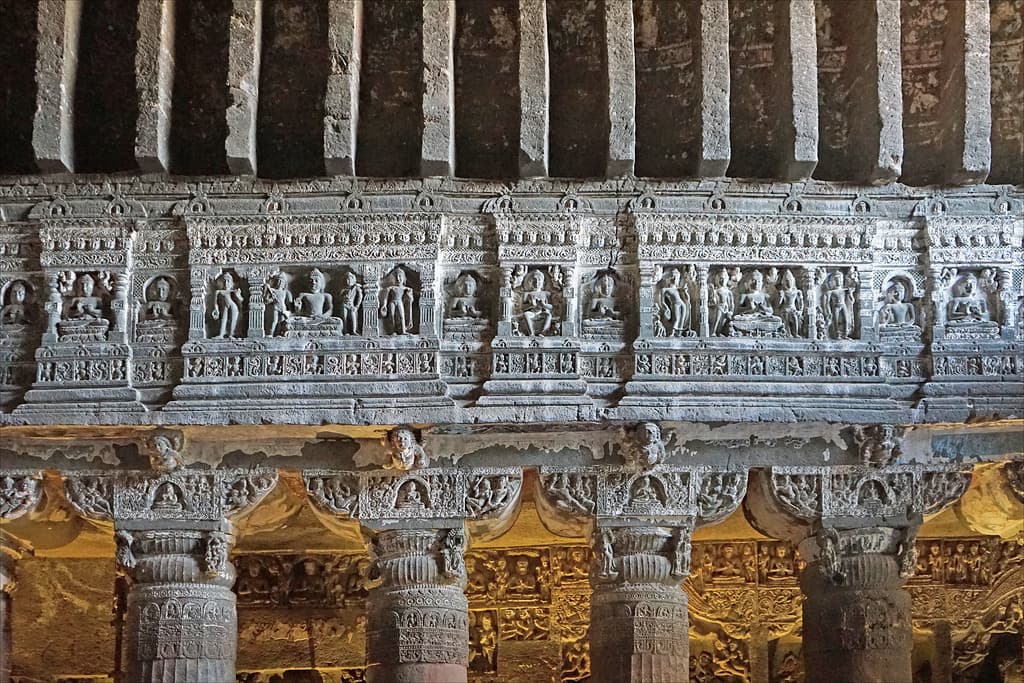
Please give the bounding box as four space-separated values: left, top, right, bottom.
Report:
32 0 81 173
421 0 456 177
772 0 818 180
225 0 263 176
604 0 636 178
134 0 175 173
518 0 549 178
323 0 362 176
697 0 731 177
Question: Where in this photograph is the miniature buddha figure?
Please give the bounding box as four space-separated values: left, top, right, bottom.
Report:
212 271 243 339
465 556 488 594
449 273 484 318
290 559 326 603
66 274 104 320
630 475 658 504
822 270 856 339
507 558 537 594
741 544 758 582
520 270 555 336
657 268 691 336
286 269 344 337
236 562 272 603
775 269 804 337
293 269 333 318
380 267 415 335
736 270 774 317
879 280 916 327
925 542 944 582
395 480 425 509
711 544 746 580
948 274 991 323
708 267 734 336
765 544 794 579
731 270 784 336
152 483 182 512
587 272 620 319
1 281 31 326
141 277 175 322
337 271 363 334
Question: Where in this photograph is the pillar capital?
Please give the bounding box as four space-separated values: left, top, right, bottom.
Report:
61 466 275 683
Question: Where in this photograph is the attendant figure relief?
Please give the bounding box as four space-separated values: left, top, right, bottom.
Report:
385 427 429 470
337 271 363 335
380 267 415 335
775 269 804 338
654 266 695 337
624 422 666 469
821 269 857 339
263 272 293 335
211 271 244 339
708 267 735 337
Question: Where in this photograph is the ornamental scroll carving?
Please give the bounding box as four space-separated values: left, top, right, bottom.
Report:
63 469 278 522
303 467 523 522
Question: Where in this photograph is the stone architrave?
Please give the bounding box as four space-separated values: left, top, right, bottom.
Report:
747 464 972 683
536 462 748 683
63 468 277 683
304 465 523 683
0 472 44 683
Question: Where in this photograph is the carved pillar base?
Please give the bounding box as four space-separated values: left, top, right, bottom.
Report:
800 549 912 683
589 526 691 683
121 526 237 683
365 528 469 683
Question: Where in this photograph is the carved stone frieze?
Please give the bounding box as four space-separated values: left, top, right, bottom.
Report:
0 470 43 520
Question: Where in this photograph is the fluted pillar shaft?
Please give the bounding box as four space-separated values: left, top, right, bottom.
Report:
119 523 237 683
799 527 912 683
589 524 692 683
364 527 469 683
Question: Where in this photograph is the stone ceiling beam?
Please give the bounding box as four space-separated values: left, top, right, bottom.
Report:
518 0 549 178
421 0 456 177
323 0 363 176
773 0 818 180
133 0 175 174
225 0 263 176
696 0 731 177
845 0 904 184
603 0 635 178
31 0 82 174
941 0 992 184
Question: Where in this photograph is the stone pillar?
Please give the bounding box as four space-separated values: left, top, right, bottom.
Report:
0 471 43 683
117 523 237 682
746 463 973 683
589 524 691 683
303 463 523 683
0 546 13 683
64 466 276 683
535 462 748 683
364 526 469 683
799 525 912 682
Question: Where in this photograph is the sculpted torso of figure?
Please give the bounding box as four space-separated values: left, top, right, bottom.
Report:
736 271 773 317
380 268 414 335
822 271 855 339
775 270 804 337
450 273 483 318
588 272 619 319
879 281 915 326
708 268 734 336
1 281 30 325
521 270 554 336
948 274 990 323
338 272 363 334
212 272 243 338
659 268 690 335
293 269 334 318
67 274 103 320
141 278 174 322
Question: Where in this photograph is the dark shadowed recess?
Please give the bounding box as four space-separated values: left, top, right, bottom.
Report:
633 0 700 178
170 0 232 175
726 0 777 179
74 0 140 173
0 0 39 175
257 0 330 179
547 0 610 178
356 0 423 178
454 0 520 179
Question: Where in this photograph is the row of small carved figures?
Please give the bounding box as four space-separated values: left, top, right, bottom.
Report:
0 266 1014 343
